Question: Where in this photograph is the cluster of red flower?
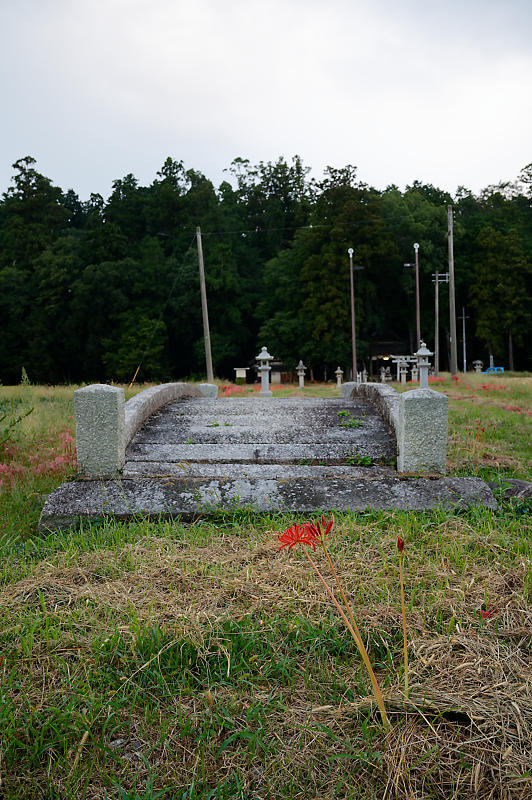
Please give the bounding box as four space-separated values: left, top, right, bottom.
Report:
0 428 76 487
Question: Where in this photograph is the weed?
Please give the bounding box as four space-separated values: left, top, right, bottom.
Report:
345 454 373 466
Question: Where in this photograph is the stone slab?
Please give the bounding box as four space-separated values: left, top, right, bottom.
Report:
123 463 396 479
125 441 394 464
39 474 497 531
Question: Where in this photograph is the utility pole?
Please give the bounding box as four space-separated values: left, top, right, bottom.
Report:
196 226 214 382
458 306 470 373
432 271 449 376
347 248 364 380
447 206 458 376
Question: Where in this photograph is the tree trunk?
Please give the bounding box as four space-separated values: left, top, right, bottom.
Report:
508 331 514 371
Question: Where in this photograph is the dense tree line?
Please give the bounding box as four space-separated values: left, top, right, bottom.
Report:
0 155 530 384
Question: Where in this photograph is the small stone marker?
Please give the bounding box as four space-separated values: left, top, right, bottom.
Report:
335 366 343 387
75 384 125 476
257 346 273 396
296 360 307 389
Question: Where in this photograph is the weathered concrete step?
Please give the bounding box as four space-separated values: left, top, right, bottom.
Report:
39 474 497 531
123 462 396 479
131 426 388 445
150 397 373 418
125 441 395 464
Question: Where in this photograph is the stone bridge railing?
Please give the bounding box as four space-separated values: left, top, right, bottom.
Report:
341 381 448 473
75 382 218 477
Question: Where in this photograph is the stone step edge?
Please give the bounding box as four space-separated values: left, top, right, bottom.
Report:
39 475 497 532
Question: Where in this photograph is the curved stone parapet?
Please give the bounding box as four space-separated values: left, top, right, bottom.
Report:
341 382 399 437
75 382 217 477
125 382 209 445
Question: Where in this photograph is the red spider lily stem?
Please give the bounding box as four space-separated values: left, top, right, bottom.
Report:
398 549 409 696
320 543 365 652
303 550 390 731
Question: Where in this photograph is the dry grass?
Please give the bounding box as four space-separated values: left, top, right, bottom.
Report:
0 516 530 799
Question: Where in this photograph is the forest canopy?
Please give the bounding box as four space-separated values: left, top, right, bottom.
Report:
1 155 531 384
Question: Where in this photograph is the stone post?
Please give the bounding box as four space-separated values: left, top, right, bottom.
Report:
397 388 448 473
362 368 367 383
75 384 125 476
256 346 273 396
296 359 306 389
335 366 343 387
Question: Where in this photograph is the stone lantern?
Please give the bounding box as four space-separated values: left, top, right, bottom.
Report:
380 366 386 383
256 346 274 396
415 340 433 389
296 359 307 389
335 366 343 387
399 361 408 384
473 359 483 373
411 364 419 383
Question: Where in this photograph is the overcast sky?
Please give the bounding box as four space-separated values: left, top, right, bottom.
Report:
1 0 531 200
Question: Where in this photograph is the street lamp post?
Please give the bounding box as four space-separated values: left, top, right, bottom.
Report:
403 242 421 351
348 248 356 380
347 248 364 381
413 243 421 349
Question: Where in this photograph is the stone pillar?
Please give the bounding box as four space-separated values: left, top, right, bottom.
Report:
197 383 218 398
362 368 367 383
296 360 306 389
75 384 125 476
340 381 357 399
397 388 448 473
335 366 343 387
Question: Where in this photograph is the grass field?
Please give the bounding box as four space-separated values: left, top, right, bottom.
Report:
0 375 530 799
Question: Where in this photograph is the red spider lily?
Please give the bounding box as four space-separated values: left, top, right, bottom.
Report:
479 604 498 621
306 515 334 541
278 524 318 551
397 537 405 553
